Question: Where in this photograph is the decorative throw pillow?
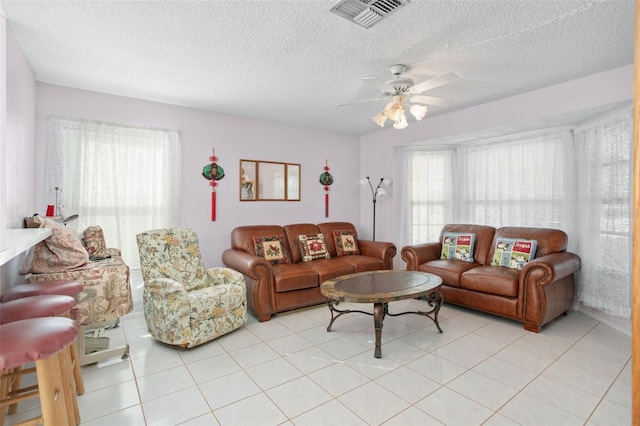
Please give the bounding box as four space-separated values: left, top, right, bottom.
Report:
298 233 331 262
440 232 476 262
19 218 90 275
333 230 360 256
252 234 291 265
491 237 538 270
82 225 108 260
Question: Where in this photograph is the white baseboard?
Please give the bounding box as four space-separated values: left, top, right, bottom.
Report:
576 303 631 336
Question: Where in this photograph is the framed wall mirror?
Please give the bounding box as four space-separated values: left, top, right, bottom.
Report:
240 159 301 201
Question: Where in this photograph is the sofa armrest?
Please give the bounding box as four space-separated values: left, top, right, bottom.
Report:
520 252 581 331
222 249 272 279
523 252 582 283
205 267 246 286
143 278 191 346
222 248 275 321
401 242 442 270
358 240 397 269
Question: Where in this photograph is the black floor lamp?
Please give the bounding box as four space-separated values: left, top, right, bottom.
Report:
359 176 392 241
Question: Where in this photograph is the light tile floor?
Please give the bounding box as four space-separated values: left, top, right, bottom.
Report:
7 299 631 426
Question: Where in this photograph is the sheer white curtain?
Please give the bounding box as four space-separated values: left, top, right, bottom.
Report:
47 117 181 268
398 148 454 247
456 129 576 235
398 105 632 318
574 107 632 318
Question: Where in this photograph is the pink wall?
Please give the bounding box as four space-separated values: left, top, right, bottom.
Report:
35 85 361 267
0 16 38 290
359 65 634 265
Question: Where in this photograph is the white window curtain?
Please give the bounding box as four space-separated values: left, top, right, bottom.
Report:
398 149 454 247
456 129 576 234
46 117 181 268
398 105 632 319
574 108 632 318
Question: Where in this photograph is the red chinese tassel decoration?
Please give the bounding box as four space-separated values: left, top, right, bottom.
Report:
202 148 225 221
319 159 334 218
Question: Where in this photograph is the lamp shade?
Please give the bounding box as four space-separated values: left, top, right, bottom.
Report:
59 207 79 224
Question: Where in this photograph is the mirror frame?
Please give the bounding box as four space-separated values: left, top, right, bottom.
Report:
240 159 301 201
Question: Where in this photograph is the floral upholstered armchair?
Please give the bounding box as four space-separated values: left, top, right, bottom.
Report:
136 228 247 348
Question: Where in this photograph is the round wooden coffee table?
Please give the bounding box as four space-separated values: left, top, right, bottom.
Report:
320 270 443 358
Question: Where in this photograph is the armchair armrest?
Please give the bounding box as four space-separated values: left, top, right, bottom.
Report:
357 240 397 270
205 267 246 286
401 242 442 270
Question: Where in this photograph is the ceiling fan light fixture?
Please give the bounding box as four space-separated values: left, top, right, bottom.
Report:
410 104 428 121
373 111 387 127
392 114 408 129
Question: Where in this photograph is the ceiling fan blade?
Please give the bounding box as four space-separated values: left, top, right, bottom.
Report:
410 72 460 94
337 96 387 107
410 95 454 107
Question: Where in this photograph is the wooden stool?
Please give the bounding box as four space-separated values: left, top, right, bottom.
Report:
0 294 81 417
0 317 80 426
0 282 85 397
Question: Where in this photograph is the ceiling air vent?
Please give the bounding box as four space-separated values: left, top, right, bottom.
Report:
330 0 410 29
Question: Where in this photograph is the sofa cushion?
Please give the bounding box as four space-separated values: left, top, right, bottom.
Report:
460 266 519 297
333 230 360 256
440 232 476 262
272 263 319 292
339 255 385 272
490 237 538 270
300 257 355 283
253 235 292 265
19 218 90 275
82 225 108 260
417 259 478 288
298 233 331 261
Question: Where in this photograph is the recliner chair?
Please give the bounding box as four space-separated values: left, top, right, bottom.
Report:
136 227 247 348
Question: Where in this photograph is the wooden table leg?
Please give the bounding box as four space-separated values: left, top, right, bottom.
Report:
373 303 385 358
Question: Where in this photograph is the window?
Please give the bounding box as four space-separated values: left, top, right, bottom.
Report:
402 150 453 244
47 117 181 268
400 106 632 318
574 109 632 317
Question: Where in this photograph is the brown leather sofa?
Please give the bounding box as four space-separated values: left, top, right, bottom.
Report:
222 222 396 322
401 224 580 332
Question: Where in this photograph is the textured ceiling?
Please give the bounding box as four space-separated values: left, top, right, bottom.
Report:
1 0 634 136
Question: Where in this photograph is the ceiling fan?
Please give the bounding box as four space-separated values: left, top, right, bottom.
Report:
338 64 460 129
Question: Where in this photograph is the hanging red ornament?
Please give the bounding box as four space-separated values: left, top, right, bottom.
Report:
319 159 334 218
202 148 225 221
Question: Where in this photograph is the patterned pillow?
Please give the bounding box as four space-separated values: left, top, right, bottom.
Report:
298 233 331 262
19 218 90 274
332 230 360 256
82 225 108 260
252 235 291 265
491 237 538 270
440 232 476 262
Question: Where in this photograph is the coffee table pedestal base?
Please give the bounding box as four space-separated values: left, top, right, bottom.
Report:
325 288 443 358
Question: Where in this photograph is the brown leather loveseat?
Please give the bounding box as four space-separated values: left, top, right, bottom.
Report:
222 222 396 321
401 224 580 332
